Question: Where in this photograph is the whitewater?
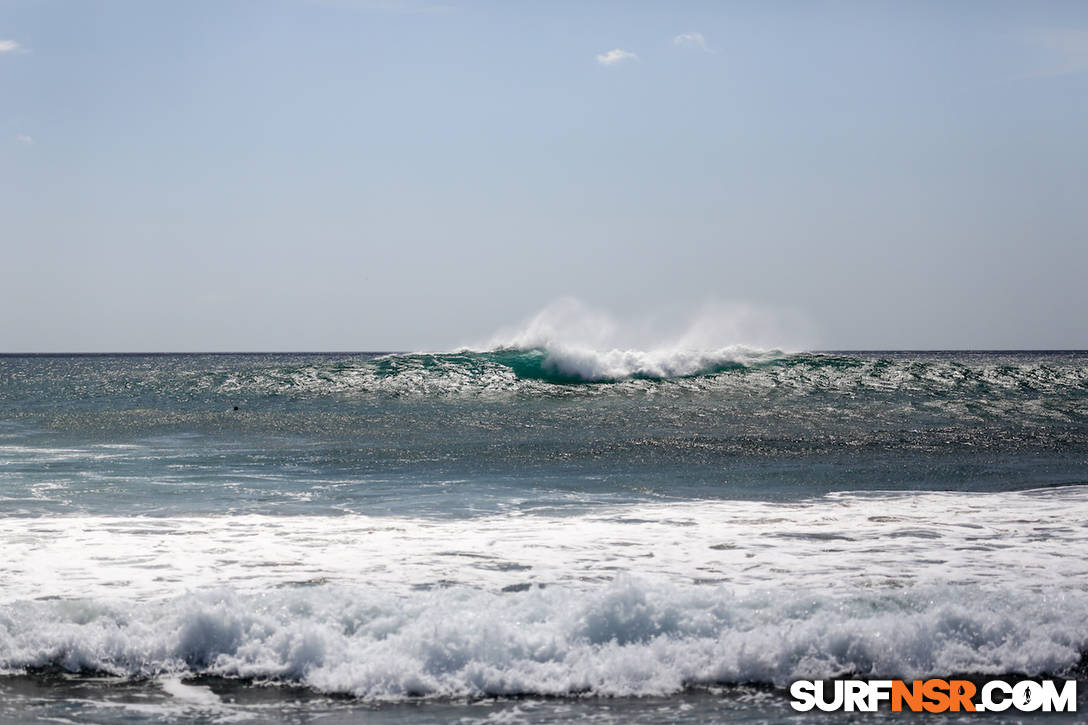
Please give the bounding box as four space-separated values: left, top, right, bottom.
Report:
3 490 1088 699
1 310 1087 722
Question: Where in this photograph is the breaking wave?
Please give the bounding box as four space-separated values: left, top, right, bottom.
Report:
457 345 781 383
7 350 1088 403
4 489 1088 700
465 297 793 382
4 579 1087 699
194 349 1088 399
2 579 1086 700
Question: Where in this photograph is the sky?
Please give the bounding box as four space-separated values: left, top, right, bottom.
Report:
1 0 1086 351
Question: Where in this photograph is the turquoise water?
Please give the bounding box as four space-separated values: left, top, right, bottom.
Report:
1 350 1086 722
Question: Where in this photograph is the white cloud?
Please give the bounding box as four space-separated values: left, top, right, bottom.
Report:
596 48 637 66
673 32 713 53
0 40 21 53
16 135 33 145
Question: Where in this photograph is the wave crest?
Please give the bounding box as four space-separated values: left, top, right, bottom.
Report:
466 297 798 381
488 345 781 382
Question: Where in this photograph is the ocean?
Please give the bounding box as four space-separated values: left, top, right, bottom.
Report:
1 348 1086 723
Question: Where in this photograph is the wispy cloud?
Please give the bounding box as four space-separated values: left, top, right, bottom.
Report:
673 32 713 53
0 39 22 54
596 48 637 66
1020 28 1088 78
16 135 33 145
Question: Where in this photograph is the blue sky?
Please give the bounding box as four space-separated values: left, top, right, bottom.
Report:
2 0 1086 351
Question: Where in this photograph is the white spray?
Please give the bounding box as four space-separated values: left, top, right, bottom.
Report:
467 298 816 381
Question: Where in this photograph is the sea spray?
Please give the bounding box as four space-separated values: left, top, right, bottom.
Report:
460 297 808 381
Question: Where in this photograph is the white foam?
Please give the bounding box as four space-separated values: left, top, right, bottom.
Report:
160 677 222 707
0 577 1084 698
470 297 799 381
2 489 1086 602
1 488 1087 697
534 344 778 381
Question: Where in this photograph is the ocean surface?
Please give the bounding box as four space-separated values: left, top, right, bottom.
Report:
1 348 1087 723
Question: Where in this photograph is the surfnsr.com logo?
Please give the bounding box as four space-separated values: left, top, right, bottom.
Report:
790 679 1077 713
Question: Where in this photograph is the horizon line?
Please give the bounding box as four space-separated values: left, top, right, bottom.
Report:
1 349 1087 357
